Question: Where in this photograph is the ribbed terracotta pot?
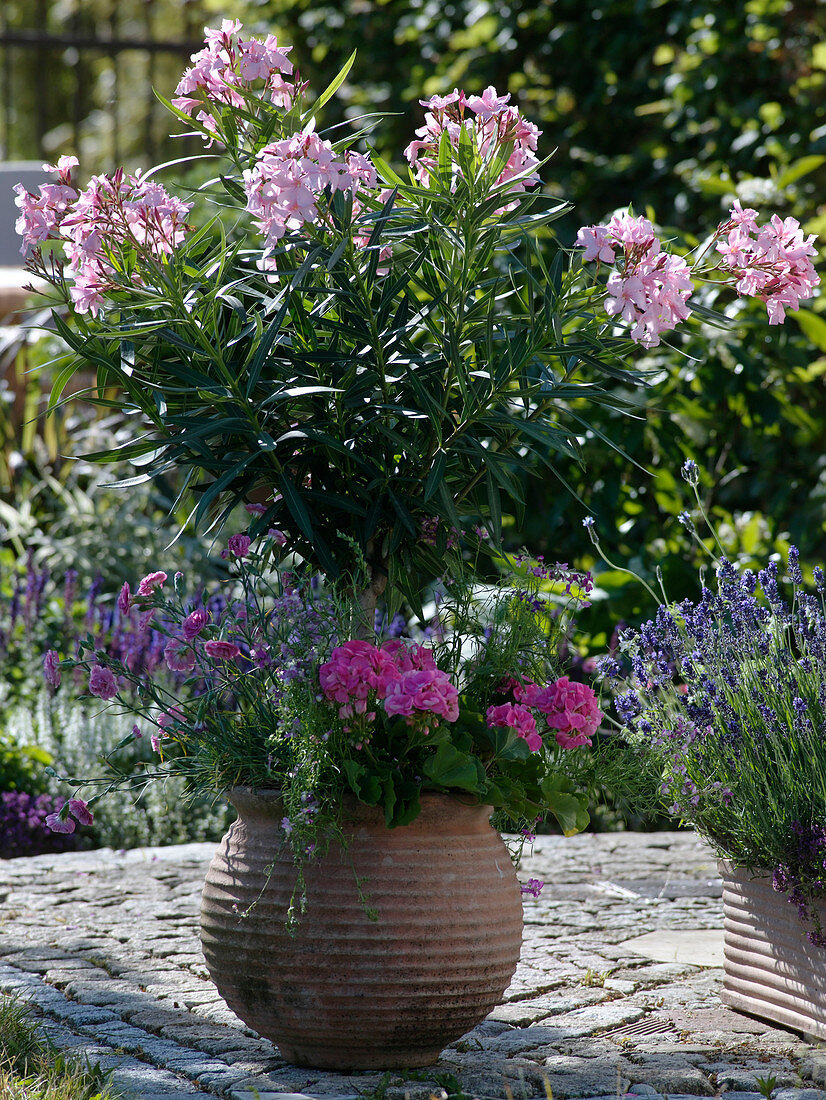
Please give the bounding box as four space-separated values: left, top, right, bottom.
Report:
200 789 523 1069
720 860 826 1039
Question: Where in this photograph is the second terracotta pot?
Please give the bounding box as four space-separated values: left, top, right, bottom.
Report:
200 789 524 1070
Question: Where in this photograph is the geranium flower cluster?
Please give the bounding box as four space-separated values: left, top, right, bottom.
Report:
243 133 376 271
319 638 459 727
715 200 820 324
576 213 693 348
404 87 541 195
172 18 298 136
487 675 603 753
15 159 192 316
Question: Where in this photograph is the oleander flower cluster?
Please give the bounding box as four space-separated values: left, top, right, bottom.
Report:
577 202 819 347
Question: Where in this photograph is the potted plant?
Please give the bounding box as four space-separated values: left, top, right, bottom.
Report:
17 17 817 1066
43 534 604 1067
604 461 826 1039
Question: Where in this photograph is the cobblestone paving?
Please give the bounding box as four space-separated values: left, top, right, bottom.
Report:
2 832 826 1100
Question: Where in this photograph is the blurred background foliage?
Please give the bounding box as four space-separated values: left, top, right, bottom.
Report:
0 0 824 687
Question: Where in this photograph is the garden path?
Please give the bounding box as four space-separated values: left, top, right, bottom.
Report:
1 831 825 1100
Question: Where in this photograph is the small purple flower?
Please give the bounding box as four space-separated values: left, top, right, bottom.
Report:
88 664 118 700
43 649 61 687
132 724 142 739
227 533 252 558
520 878 544 898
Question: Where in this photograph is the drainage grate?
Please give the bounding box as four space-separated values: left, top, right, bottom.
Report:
604 1018 679 1039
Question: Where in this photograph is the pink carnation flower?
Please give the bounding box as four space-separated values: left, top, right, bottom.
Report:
165 637 197 673
117 582 131 614
383 668 459 723
204 640 242 661
226 532 252 558
88 664 118 701
534 676 602 749
137 570 168 596
43 649 61 688
486 702 542 752
182 608 210 640
68 798 94 826
45 813 75 834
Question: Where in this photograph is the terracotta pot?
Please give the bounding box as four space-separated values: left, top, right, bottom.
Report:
200 789 523 1069
720 859 826 1039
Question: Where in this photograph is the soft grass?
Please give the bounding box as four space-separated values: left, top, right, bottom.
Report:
0 995 121 1100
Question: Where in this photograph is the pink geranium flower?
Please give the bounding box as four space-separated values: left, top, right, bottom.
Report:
382 668 459 723
534 676 602 749
319 640 399 718
486 702 542 752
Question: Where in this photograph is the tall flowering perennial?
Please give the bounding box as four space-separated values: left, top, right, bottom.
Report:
576 204 819 346
607 535 826 944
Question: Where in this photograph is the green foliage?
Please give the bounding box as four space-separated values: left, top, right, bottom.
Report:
0 995 119 1100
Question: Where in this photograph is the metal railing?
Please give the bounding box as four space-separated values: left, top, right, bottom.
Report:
0 1 206 172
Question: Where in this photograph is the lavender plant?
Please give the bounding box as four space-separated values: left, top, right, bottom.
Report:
606 471 826 939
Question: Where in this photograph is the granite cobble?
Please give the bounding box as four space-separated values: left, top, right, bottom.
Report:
1 832 824 1099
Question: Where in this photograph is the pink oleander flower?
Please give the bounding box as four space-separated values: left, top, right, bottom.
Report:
37 169 193 316
243 130 370 272
577 212 694 347
13 156 80 252
45 812 75 834
164 637 197 673
382 668 460 722
204 639 242 661
486 702 542 752
227 533 252 558
137 570 168 596
534 676 602 749
172 21 295 139
88 664 118 701
404 86 541 201
68 798 94 826
318 640 400 718
117 582 131 614
43 649 61 688
182 608 210 640
716 204 819 324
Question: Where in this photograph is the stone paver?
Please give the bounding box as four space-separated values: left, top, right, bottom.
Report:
0 832 823 1099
